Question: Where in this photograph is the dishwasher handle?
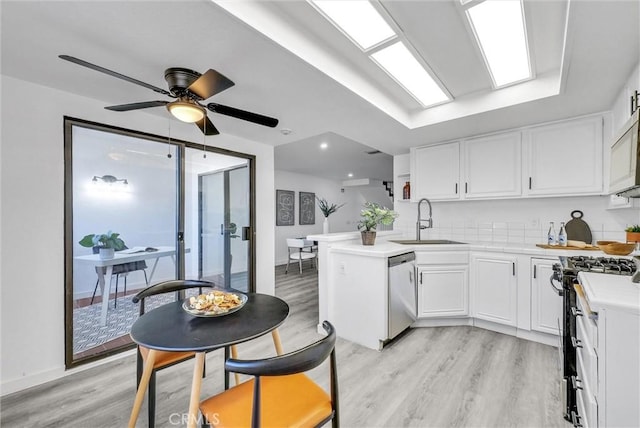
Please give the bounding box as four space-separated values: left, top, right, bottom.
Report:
388 252 416 267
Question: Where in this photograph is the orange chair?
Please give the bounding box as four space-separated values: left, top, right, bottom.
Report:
199 321 339 428
132 279 215 427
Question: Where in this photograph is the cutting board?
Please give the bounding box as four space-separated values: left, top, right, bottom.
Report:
536 244 599 250
565 210 593 244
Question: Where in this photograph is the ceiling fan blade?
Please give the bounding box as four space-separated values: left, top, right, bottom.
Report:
207 103 279 128
59 55 172 96
188 69 235 100
196 116 220 136
105 101 168 111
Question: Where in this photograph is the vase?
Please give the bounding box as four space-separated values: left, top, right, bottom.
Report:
323 217 329 234
626 232 640 243
361 231 376 246
99 247 115 260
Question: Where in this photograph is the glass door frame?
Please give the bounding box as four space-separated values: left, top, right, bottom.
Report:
63 116 256 368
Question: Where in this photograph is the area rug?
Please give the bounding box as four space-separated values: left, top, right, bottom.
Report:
73 292 196 354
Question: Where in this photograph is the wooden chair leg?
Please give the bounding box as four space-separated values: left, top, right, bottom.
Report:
299 256 303 274
230 345 240 385
271 329 284 355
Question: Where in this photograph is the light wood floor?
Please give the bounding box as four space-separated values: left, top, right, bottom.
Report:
1 265 566 427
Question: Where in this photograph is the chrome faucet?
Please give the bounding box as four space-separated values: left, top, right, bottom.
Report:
416 198 433 241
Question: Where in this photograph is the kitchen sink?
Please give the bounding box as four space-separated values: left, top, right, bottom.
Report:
389 239 467 245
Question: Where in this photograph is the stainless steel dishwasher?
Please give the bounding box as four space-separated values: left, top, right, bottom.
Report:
388 252 417 340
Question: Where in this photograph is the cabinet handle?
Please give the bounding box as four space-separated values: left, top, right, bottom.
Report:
419 271 423 284
571 307 583 317
571 336 583 349
465 182 468 193
512 262 515 276
529 177 532 189
571 375 583 391
455 183 458 194
533 265 537 279
571 410 583 428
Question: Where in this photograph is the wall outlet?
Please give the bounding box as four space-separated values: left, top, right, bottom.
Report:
339 262 346 275
530 218 540 229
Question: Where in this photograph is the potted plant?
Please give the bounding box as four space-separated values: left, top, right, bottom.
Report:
316 197 345 234
625 225 640 244
79 231 126 259
357 202 398 245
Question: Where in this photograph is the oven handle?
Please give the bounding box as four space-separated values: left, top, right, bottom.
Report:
549 274 564 296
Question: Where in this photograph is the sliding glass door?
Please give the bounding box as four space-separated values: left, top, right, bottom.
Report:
198 164 249 291
64 118 255 368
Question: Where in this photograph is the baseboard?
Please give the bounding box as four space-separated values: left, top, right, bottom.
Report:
1 348 136 397
412 317 473 327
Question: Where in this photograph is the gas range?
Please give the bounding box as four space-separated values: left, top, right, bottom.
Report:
558 255 637 276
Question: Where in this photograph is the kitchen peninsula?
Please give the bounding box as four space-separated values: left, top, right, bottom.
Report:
308 231 616 351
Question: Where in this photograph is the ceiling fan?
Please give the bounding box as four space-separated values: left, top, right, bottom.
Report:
59 55 279 136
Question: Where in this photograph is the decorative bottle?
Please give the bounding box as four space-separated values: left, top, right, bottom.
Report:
547 222 556 246
403 182 411 200
558 222 567 247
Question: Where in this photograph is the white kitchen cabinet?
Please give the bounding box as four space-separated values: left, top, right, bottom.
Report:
462 132 522 199
417 265 468 317
411 142 460 201
524 115 603 196
530 258 562 336
471 254 518 327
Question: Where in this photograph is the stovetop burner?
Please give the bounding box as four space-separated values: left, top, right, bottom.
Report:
563 256 637 276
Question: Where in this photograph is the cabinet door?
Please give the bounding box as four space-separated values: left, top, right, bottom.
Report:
463 132 522 199
525 116 603 196
472 255 517 326
417 265 468 317
530 258 563 335
412 142 460 201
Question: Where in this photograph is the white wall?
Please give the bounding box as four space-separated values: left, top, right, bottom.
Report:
0 75 275 394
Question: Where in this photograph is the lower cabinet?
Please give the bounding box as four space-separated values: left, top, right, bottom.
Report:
417 265 468 317
531 258 563 335
471 254 518 327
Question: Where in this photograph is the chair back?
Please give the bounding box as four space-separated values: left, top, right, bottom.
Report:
225 320 335 376
132 279 216 315
286 238 306 249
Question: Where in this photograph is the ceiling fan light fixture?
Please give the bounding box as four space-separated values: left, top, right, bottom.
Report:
167 101 206 123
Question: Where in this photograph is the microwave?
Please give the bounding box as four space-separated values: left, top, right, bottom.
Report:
610 109 640 197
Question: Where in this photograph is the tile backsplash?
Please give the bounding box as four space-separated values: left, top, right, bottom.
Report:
394 195 639 245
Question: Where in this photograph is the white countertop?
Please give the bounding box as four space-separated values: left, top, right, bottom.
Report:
578 271 640 315
326 237 614 259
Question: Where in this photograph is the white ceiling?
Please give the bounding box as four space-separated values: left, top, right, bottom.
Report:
1 0 638 183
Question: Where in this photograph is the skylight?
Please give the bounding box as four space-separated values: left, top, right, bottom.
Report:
371 41 449 107
309 0 395 50
465 0 531 87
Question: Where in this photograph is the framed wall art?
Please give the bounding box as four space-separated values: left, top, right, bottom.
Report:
275 189 295 226
299 191 315 225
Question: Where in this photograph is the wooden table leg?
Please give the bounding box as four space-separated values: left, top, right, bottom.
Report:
271 329 284 355
230 345 240 385
187 352 206 428
128 349 156 428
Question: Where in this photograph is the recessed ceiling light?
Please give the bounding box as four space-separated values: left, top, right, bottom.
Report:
370 41 449 107
320 142 328 149
308 0 396 50
348 173 354 177
465 0 531 87
280 128 293 135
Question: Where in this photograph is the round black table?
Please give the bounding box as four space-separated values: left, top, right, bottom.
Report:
128 293 289 428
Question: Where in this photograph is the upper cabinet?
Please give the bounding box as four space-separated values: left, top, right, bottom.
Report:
410 114 604 201
463 132 521 199
412 142 460 201
524 115 603 196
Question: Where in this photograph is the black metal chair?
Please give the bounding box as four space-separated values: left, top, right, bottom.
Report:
132 279 215 427
199 320 339 428
90 246 148 308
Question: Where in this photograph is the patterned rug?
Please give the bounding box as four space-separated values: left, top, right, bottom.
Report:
73 292 191 354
